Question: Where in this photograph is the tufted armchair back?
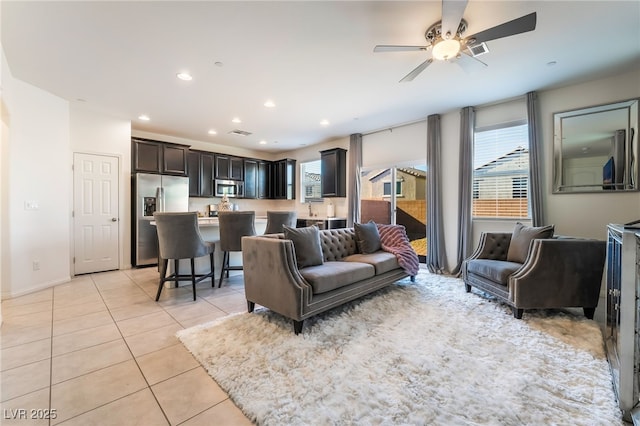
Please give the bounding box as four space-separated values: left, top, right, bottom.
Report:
319 228 358 261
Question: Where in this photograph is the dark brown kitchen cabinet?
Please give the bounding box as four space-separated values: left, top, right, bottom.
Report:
133 138 188 176
258 161 271 199
272 159 296 200
244 159 271 199
320 148 347 197
215 154 243 181
187 150 214 197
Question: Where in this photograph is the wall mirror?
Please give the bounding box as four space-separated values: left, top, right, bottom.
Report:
553 98 639 193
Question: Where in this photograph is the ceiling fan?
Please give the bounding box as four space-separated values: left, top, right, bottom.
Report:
374 0 537 82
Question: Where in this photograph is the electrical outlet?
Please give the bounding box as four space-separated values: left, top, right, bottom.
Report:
32 260 40 271
24 201 39 210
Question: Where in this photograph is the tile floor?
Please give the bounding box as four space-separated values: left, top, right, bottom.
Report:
0 268 254 425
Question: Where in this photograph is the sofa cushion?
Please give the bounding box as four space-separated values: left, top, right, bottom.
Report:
299 261 375 294
354 221 382 254
466 259 522 285
344 252 399 275
507 222 554 263
283 225 324 269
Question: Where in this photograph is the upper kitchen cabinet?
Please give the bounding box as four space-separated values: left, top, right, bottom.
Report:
133 138 188 176
320 148 347 197
187 150 214 197
215 154 244 181
244 159 271 199
272 158 296 200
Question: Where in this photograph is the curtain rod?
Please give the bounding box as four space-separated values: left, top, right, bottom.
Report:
362 93 528 137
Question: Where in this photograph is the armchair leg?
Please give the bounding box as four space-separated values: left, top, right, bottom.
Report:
513 308 524 319
464 283 471 293
293 320 304 335
584 307 596 319
247 301 255 313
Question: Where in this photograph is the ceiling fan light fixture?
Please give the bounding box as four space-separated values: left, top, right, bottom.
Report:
432 38 461 61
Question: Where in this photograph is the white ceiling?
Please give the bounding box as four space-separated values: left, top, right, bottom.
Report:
2 1 639 153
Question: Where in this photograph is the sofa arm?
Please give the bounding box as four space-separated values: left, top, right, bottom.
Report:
510 238 606 309
241 236 312 321
468 232 512 261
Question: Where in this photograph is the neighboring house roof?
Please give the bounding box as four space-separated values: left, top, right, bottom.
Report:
368 167 426 182
475 147 528 177
304 172 321 182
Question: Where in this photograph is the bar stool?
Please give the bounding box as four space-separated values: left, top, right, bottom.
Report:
264 211 297 234
218 211 256 287
153 212 216 301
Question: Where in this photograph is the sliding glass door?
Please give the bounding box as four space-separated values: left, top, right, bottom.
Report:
360 164 426 262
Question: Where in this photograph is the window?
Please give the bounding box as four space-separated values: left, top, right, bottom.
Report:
300 160 322 203
383 181 403 197
473 122 529 218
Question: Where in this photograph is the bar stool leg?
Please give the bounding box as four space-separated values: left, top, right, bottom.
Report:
190 258 196 301
156 258 168 301
218 251 228 288
210 252 215 287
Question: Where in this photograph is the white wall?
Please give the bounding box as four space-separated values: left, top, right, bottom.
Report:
1 51 71 298
69 104 132 268
539 69 640 240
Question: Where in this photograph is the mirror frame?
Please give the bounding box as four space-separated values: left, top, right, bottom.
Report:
553 98 639 194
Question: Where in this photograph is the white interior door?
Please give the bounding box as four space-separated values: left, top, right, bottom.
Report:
73 153 120 274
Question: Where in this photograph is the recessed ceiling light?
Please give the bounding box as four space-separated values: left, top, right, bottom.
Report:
214 61 224 67
547 61 557 67
176 72 192 81
232 117 242 123
208 129 218 135
264 100 276 108
138 115 150 121
320 119 330 126
259 140 267 145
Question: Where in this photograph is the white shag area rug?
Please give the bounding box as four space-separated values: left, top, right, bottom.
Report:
177 270 621 425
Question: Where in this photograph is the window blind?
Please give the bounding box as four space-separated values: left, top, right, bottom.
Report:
473 123 530 218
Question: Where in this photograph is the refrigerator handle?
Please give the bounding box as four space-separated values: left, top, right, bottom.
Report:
156 187 164 212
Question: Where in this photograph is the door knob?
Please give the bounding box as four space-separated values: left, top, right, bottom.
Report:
111 218 118 222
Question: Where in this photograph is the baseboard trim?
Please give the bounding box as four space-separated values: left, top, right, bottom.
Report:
1 276 71 300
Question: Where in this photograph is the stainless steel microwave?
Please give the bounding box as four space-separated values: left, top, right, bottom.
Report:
215 179 244 198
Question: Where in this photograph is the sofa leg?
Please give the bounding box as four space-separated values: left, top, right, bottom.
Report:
247 301 255 313
464 283 471 293
584 307 596 319
410 276 416 282
513 308 524 319
293 320 303 335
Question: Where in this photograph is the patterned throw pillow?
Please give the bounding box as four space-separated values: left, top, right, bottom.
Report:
506 222 555 263
354 221 382 254
283 225 324 268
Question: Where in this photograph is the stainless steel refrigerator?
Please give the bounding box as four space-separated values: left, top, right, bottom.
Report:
134 173 189 266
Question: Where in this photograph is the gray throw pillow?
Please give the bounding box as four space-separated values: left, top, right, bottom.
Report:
507 222 555 263
283 225 324 269
354 221 382 254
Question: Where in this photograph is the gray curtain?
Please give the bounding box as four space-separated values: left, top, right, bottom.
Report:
347 133 362 227
526 91 544 226
426 114 447 273
452 107 475 276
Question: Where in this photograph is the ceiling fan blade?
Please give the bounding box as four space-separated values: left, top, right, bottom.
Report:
441 0 468 38
465 12 536 45
455 51 488 73
374 45 428 53
399 58 433 82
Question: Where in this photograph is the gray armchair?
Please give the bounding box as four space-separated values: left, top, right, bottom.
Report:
462 231 606 319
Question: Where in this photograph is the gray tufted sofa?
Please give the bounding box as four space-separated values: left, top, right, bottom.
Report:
241 228 412 334
462 232 606 319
